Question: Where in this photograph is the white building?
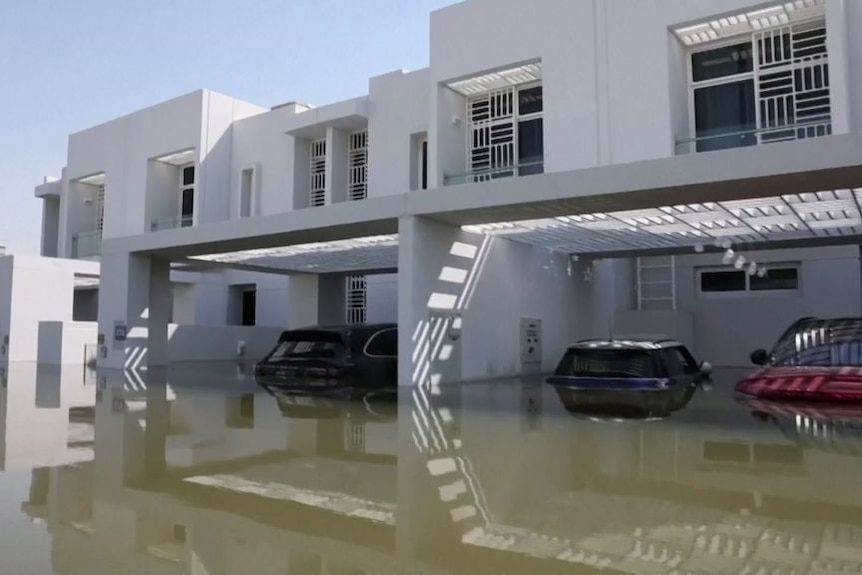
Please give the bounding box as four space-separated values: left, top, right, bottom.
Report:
15 0 862 383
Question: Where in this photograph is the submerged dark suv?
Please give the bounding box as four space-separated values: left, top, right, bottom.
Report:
547 339 712 418
255 324 398 395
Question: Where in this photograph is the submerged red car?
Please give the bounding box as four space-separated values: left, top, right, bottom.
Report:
736 317 862 402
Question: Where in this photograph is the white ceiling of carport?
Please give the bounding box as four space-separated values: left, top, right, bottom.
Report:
186 189 862 273
189 235 398 274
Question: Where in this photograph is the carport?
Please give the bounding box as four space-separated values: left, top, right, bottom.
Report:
98 132 862 386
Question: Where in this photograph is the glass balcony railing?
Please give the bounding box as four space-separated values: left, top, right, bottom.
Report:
71 230 102 259
675 119 832 155
151 215 194 232
443 161 545 187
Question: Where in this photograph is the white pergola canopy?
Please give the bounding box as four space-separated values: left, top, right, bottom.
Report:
464 189 862 256
673 0 825 46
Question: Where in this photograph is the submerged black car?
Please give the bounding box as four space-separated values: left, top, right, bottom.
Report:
255 324 398 394
547 339 711 418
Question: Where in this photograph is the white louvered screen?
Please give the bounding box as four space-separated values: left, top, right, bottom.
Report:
348 130 368 201
96 185 105 232
310 139 327 207
755 20 830 144
346 275 367 324
468 88 515 182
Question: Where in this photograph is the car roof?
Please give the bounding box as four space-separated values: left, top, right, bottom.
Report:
568 339 683 351
279 323 396 338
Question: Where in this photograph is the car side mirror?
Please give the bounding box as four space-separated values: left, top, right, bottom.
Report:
699 361 713 377
750 349 769 366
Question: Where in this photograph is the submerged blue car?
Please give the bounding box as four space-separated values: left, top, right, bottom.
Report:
547 339 712 418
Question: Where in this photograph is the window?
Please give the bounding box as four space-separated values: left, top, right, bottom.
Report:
240 168 254 218
699 266 798 293
346 275 367 324
180 165 194 227
348 130 368 201
557 349 658 378
365 328 397 357
467 82 543 181
750 267 798 291
688 20 831 153
310 139 326 207
241 288 256 326
96 185 105 232
661 346 699 376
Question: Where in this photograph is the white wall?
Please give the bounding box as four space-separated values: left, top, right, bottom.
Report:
37 321 98 365
68 91 204 238
675 246 862 366
368 69 430 198
4 256 95 362
145 160 180 227
460 236 587 379
166 325 283 361
231 105 299 217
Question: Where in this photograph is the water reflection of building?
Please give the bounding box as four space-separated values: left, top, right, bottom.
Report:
0 363 96 472
12 368 862 574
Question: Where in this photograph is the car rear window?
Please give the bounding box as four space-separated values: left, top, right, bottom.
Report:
557 349 658 378
268 331 346 361
772 319 862 367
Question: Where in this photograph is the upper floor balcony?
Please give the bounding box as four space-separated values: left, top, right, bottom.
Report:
672 1 832 155
442 63 544 187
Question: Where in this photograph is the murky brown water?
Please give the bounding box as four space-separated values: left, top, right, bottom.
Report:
1 362 861 574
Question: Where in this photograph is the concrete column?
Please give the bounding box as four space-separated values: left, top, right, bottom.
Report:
148 257 171 367
287 274 319 329
398 216 478 387
97 252 171 369
326 127 349 205
318 274 346 325
826 0 852 134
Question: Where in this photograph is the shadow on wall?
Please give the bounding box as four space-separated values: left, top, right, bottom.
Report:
412 234 494 391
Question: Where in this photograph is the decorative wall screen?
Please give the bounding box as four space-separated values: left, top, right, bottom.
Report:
310 139 327 207
96 185 105 232
468 88 516 182
348 130 368 201
346 275 367 324
755 20 830 143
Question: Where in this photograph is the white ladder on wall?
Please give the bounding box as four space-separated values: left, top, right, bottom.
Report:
637 256 676 311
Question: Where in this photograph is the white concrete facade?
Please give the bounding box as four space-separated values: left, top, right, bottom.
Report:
21 0 862 379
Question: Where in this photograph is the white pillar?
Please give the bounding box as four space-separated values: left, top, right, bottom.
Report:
826 0 851 134
398 216 477 387
97 252 171 369
147 257 171 367
326 127 349 205
318 274 346 325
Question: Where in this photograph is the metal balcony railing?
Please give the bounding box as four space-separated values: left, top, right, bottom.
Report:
71 230 102 259
443 161 545 186
675 119 832 155
151 215 194 232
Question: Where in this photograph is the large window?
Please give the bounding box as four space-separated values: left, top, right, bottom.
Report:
699 266 799 294
688 20 830 153
180 165 194 227
467 83 543 181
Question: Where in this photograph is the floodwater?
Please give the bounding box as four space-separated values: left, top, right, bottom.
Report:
1 362 861 574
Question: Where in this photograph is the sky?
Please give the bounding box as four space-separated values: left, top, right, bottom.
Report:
0 0 455 255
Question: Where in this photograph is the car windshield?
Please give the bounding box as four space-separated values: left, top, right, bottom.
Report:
267 332 346 362
772 320 862 367
558 349 658 378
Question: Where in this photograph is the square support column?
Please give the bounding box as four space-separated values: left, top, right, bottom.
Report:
97 252 171 370
398 216 481 387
